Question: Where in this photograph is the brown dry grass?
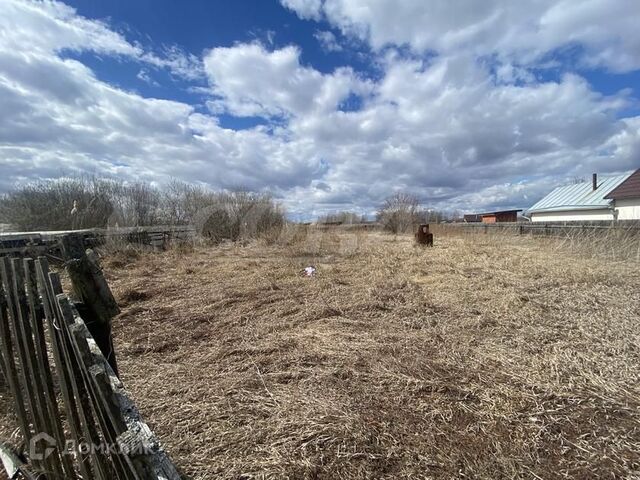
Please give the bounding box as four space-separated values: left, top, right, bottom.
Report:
1 229 639 479
98 229 640 479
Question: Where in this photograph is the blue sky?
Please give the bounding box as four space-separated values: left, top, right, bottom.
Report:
62 0 378 127
1 0 639 218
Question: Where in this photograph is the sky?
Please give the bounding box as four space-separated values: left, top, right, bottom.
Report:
1 0 639 219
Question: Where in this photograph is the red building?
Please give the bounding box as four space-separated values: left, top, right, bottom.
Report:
480 209 522 223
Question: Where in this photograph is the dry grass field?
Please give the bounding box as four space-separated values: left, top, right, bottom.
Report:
1 229 640 479
101 229 640 479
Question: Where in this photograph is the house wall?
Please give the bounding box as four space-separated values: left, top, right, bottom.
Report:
615 197 640 220
495 211 518 222
530 209 614 222
481 215 496 223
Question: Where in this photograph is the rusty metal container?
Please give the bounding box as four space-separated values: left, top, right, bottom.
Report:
415 224 433 246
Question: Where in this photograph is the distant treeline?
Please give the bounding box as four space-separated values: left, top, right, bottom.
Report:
316 194 452 233
317 211 369 224
0 176 285 241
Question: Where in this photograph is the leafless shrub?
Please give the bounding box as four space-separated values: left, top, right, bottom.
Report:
116 182 162 227
0 176 119 230
377 192 421 234
0 176 286 242
552 224 640 261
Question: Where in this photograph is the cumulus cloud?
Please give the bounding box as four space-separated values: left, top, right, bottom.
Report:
203 43 369 117
280 52 638 212
280 0 323 20
1 0 140 57
0 3 325 200
282 0 640 72
0 0 204 80
0 0 639 218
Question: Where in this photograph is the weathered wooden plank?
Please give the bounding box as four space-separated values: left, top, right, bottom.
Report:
24 258 74 479
10 258 63 478
0 258 34 448
0 251 182 480
0 244 52 255
62 299 138 480
75 305 182 480
72 332 139 480
61 235 119 319
36 259 92 480
0 280 32 447
61 235 120 376
1 225 199 255
51 288 110 480
0 442 39 480
0 442 23 479
0 275 8 382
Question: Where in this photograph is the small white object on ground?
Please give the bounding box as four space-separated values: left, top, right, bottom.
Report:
303 266 316 277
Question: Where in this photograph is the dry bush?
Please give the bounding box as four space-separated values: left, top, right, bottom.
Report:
553 225 640 260
0 176 286 242
0 176 119 230
377 192 420 234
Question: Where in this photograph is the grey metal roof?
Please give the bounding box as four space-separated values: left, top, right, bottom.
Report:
528 174 630 213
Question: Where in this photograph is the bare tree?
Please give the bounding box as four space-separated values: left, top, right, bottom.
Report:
377 192 420 234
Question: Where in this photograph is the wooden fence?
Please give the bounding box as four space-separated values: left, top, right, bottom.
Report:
0 225 196 256
434 220 640 238
0 235 181 479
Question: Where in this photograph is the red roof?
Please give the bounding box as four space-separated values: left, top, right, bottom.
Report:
604 169 640 200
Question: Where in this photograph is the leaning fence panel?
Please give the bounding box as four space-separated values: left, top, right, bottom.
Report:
0 237 181 479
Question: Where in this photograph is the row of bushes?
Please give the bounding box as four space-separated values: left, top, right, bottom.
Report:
0 177 285 242
0 176 451 239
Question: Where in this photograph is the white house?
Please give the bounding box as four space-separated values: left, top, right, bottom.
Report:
528 170 640 222
604 168 640 220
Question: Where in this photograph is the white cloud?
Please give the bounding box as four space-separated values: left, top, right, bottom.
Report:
0 0 639 218
282 53 638 212
0 0 140 57
282 0 640 73
142 46 204 81
0 0 204 80
203 43 369 117
0 8 324 196
136 69 159 86
314 30 343 52
280 0 323 20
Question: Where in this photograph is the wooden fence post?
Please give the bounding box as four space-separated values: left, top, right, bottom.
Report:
61 233 121 376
